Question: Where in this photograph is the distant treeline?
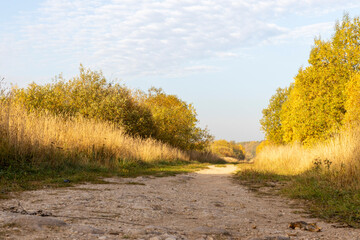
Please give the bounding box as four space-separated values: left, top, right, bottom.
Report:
261 15 360 145
210 140 246 160
210 140 261 160
238 141 261 159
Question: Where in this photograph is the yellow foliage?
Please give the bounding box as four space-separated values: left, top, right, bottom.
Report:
263 15 360 145
11 67 213 152
255 140 272 155
260 86 292 144
141 87 212 151
344 72 360 124
211 140 245 160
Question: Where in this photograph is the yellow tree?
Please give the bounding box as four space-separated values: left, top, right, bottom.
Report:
279 15 360 144
211 139 234 157
211 140 245 160
255 140 272 155
142 87 212 150
344 73 360 124
232 142 246 160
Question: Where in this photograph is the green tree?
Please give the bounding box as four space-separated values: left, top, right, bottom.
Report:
13 65 156 138
260 85 292 144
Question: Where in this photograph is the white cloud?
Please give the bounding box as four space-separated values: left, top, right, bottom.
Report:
1 0 360 78
266 22 334 45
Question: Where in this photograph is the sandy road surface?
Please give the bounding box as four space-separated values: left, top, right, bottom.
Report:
1 165 360 240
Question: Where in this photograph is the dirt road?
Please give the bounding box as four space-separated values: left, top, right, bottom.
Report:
1 165 359 239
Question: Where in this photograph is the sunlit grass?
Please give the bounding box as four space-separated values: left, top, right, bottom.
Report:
0 100 221 196
252 128 360 189
0 102 221 167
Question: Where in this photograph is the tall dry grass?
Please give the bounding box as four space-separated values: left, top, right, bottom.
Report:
0 100 219 169
255 129 360 189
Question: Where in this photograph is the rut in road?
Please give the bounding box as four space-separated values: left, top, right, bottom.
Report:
1 164 360 239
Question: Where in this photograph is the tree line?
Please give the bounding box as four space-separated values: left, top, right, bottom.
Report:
211 140 246 160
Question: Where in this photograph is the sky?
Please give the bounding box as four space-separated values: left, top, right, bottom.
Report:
1 1 360 142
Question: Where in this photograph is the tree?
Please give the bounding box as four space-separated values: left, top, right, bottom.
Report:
260 85 292 144
211 140 245 160
12 65 156 138
232 142 246 160
344 72 360 125
264 14 360 144
141 87 212 150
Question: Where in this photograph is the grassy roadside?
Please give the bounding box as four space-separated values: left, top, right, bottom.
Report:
235 164 360 228
0 100 223 200
0 160 210 200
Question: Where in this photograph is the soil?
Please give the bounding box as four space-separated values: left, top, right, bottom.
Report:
1 165 360 240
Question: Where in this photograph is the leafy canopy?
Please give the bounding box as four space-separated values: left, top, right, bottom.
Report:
12 65 157 138
260 86 292 144
141 87 212 151
12 66 213 151
261 14 360 145
211 139 245 160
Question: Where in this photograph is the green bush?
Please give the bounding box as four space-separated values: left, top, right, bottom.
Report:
12 65 156 138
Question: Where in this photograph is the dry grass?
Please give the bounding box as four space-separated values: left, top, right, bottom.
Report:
253 143 312 175
254 128 360 189
0 100 220 169
237 129 360 226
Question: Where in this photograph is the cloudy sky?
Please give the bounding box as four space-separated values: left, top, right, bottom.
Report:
1 1 360 141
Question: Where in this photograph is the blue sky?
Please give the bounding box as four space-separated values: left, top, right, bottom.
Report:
1 1 360 141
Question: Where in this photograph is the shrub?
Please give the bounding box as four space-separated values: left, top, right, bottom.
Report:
140 87 213 151
12 65 156 138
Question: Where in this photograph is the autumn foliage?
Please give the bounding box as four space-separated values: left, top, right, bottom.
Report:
11 65 212 151
261 15 360 145
0 70 224 176
255 14 360 201
139 87 212 151
211 140 245 160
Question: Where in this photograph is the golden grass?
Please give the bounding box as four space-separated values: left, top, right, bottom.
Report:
254 128 360 189
253 143 312 175
0 101 219 168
